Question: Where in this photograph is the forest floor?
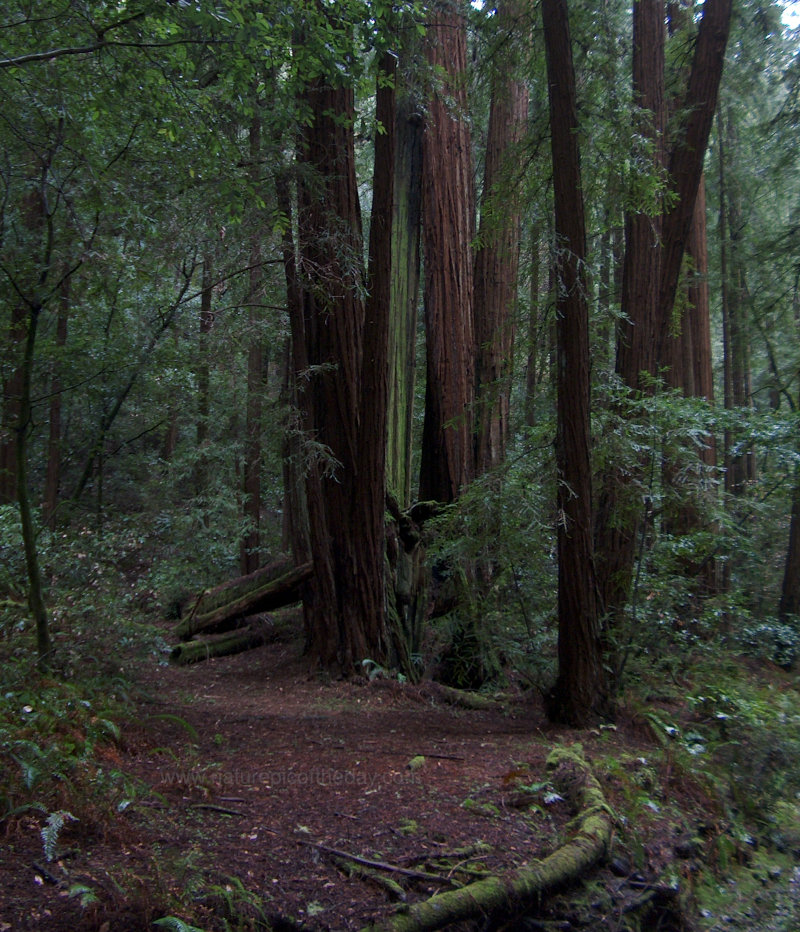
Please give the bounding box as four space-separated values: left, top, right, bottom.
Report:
3 628 800 931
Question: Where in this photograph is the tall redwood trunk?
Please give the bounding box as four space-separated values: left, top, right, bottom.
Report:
295 49 394 671
419 0 475 504
387 77 423 508
542 0 605 725
595 0 665 621
473 0 528 475
595 0 731 627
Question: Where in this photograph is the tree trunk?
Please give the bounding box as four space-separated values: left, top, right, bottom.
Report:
294 42 392 672
17 303 51 667
241 112 265 576
387 75 423 509
175 559 312 641
657 0 733 358
473 0 528 476
43 276 70 530
195 256 214 526
362 747 613 932
0 303 26 504
542 0 606 726
419 0 475 504
595 0 665 626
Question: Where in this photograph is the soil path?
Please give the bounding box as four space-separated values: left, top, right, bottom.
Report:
5 638 580 931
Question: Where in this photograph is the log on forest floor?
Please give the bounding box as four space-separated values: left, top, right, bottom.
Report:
362 745 614 932
170 608 302 665
175 559 312 641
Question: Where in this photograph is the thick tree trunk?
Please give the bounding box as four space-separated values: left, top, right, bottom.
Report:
419 0 475 504
176 558 312 641
473 0 528 475
387 79 423 508
542 0 605 726
294 43 392 672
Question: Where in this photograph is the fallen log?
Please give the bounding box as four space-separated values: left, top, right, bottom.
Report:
362 745 614 932
170 608 302 665
175 560 312 641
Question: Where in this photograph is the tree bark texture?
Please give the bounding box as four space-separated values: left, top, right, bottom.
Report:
295 49 392 672
542 0 605 725
419 0 475 504
473 0 528 475
387 80 423 508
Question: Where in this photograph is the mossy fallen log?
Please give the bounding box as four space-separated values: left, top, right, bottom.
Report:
362 745 614 932
170 608 302 665
175 560 312 641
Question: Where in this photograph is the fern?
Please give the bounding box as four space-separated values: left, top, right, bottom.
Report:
152 917 207 932
41 809 77 861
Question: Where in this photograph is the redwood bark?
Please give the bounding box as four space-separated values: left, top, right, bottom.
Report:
294 49 393 671
419 0 475 504
595 0 665 622
387 80 423 508
542 0 605 725
473 0 528 475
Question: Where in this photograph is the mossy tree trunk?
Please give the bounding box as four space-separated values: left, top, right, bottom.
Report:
362 747 613 932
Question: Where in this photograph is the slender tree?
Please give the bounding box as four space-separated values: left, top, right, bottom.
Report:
542 0 605 725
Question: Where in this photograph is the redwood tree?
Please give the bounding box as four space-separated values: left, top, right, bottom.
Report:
473 0 529 475
293 42 395 672
542 0 605 725
419 0 475 504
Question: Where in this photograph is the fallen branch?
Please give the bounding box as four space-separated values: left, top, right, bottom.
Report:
298 841 459 887
362 745 614 932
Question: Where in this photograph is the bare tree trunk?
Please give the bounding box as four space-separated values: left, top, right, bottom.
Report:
419 0 475 504
241 112 265 575
542 0 605 726
43 276 70 529
473 0 528 476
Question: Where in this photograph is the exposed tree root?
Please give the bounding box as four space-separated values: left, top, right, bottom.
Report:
362 745 614 932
